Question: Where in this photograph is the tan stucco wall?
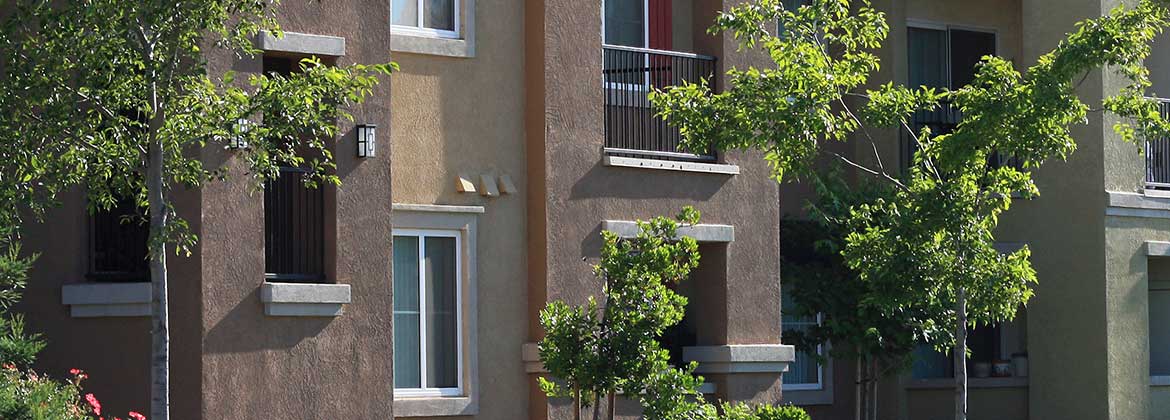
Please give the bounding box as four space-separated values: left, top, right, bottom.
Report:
390 0 529 418
904 387 1028 420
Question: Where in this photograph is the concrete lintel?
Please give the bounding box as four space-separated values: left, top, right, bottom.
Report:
683 345 795 374
62 282 151 318
1149 241 1170 257
260 282 351 317
603 220 735 243
393 203 486 214
603 155 741 175
256 31 346 57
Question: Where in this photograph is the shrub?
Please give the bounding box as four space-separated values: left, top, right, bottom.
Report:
0 367 145 420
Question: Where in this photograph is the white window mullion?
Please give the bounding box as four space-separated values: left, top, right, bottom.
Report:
417 234 429 390
417 0 425 30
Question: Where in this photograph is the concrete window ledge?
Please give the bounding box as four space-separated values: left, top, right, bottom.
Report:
603 155 740 175
394 396 478 417
904 377 1028 390
603 220 735 243
256 31 345 57
683 345 795 374
1152 376 1170 387
61 282 152 318
260 282 351 317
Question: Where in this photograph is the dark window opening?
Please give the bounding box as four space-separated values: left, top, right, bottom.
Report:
264 166 326 283
89 198 149 282
261 55 328 283
905 27 1003 170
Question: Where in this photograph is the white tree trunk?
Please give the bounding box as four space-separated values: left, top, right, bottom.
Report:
147 72 170 420
954 287 967 420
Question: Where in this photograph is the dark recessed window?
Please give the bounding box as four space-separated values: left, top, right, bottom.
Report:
89 198 149 282
262 54 326 283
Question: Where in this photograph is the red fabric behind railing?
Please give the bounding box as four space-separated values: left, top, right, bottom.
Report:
648 0 672 50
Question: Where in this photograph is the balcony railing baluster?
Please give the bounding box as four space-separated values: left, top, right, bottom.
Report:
1147 98 1170 190
602 45 717 162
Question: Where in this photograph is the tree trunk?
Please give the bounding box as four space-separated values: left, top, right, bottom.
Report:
146 64 170 420
574 387 582 420
606 392 616 420
855 357 862 420
954 287 968 420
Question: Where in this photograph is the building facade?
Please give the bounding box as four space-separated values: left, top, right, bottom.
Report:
18 0 793 419
23 0 1170 419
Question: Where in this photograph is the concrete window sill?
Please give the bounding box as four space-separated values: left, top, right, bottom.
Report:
61 282 152 318
904 377 1028 390
603 220 735 243
393 395 477 417
1151 376 1170 387
260 282 351 317
392 32 475 58
603 155 740 175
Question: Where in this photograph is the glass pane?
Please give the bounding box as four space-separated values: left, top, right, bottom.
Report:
604 0 645 47
425 236 459 389
1152 289 1170 375
423 0 455 31
911 344 951 379
949 29 996 88
392 0 419 27
908 27 948 89
782 322 819 385
393 236 421 388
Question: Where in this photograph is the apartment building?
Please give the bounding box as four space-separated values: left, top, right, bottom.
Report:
16 0 793 419
775 1 1170 420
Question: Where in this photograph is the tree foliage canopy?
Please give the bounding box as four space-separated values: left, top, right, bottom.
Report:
652 0 1170 355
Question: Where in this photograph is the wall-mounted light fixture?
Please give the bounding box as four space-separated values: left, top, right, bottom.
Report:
356 124 376 158
229 118 251 150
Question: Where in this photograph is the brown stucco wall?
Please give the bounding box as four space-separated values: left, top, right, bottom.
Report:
527 0 783 416
197 2 396 419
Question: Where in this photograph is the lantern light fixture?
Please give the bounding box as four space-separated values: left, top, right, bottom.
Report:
228 118 251 150
356 124 376 158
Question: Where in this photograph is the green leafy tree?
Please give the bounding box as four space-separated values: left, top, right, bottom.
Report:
537 208 811 420
651 1 1170 419
0 1 395 419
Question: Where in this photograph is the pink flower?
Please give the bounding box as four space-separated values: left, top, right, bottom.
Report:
69 368 82 376
128 412 146 420
85 393 102 415
2 363 15 371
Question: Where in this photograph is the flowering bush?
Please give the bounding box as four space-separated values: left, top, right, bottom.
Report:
0 366 146 420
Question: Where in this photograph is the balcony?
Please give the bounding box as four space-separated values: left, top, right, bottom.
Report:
602 45 717 162
1148 98 1170 190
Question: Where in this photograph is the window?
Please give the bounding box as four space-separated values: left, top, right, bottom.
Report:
1151 276 1170 379
394 229 462 397
264 167 326 282
904 24 998 169
392 0 458 38
782 283 824 390
89 197 149 282
262 55 328 283
911 319 1026 379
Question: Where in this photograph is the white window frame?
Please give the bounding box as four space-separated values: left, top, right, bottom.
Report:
782 312 826 392
393 228 464 398
1151 279 1170 385
601 0 652 93
391 0 461 39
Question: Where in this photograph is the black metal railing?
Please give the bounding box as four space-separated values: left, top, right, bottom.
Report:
264 166 326 282
902 101 961 168
901 101 1020 170
1147 98 1170 189
89 198 149 282
602 45 717 162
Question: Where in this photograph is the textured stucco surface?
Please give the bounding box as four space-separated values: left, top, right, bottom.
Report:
526 0 784 418
198 1 396 418
390 0 529 418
